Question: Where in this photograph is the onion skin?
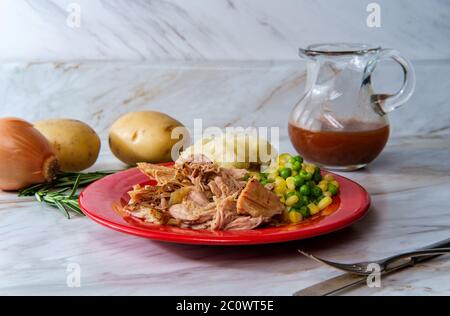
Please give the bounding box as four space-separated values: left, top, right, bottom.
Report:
0 117 59 191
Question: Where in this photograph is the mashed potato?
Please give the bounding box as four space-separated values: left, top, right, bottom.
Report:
180 133 277 169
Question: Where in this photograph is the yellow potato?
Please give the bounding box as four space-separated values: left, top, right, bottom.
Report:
34 119 101 172
109 111 184 165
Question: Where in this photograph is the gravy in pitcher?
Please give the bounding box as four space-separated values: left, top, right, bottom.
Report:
288 120 389 168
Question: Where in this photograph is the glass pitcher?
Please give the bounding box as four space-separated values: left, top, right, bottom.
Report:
288 43 415 170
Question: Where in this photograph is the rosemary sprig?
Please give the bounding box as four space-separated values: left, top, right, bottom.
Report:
19 170 118 218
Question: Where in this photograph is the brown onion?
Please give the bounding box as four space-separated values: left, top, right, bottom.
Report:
0 117 59 191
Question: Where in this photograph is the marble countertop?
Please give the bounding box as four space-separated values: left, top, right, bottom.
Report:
1 134 449 296
1 0 449 297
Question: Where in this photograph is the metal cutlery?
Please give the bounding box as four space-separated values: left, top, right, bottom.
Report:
293 238 450 296
298 248 449 275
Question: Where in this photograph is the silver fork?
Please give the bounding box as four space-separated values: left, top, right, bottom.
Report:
298 238 450 275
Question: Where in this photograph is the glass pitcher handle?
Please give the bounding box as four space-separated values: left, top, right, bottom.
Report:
370 49 416 114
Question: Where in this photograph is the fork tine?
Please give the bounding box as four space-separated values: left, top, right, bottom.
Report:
298 249 318 261
298 249 348 269
298 249 368 274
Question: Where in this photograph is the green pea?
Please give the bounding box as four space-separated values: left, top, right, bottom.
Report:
260 179 268 186
286 191 298 198
293 175 304 187
313 169 322 182
295 155 304 163
279 168 292 179
328 183 338 195
289 156 303 164
311 186 322 198
292 160 301 171
299 170 312 181
299 184 311 196
260 173 268 179
300 195 310 206
294 195 310 207
299 206 310 218
307 180 315 188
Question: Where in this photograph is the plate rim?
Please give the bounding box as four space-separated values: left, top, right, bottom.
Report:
79 167 371 245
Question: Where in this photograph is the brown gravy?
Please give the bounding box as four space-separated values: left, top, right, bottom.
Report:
288 120 389 167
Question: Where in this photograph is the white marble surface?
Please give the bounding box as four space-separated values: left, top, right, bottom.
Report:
0 135 449 296
0 0 449 297
1 0 449 61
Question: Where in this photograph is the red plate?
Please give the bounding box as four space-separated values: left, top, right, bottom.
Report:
79 164 370 245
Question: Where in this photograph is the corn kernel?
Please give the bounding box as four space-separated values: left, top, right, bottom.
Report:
318 196 333 210
274 182 287 195
277 153 291 165
285 189 296 197
285 195 299 206
285 177 296 190
291 170 298 176
289 211 303 224
330 180 340 188
274 176 285 185
319 180 328 186
323 191 332 197
318 183 328 192
305 164 316 174
248 171 261 180
324 174 334 181
307 203 320 215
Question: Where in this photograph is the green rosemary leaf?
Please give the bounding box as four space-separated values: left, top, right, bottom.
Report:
68 175 81 199
18 169 121 218
64 202 84 216
54 200 70 219
35 192 43 202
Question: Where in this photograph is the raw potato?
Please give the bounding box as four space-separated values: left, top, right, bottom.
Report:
109 111 184 165
34 119 101 172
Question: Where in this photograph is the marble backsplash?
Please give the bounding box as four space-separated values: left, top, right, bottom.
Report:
0 60 449 152
0 0 449 61
0 1 449 150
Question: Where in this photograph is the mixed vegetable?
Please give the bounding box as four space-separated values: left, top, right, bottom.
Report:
251 153 339 224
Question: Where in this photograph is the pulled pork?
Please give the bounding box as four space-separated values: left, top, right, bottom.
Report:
124 155 284 231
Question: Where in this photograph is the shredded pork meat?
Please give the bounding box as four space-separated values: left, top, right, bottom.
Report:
236 179 285 218
123 155 285 231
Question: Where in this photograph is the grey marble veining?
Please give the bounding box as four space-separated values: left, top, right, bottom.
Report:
1 0 449 61
0 60 449 141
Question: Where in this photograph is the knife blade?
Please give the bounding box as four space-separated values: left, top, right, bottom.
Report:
293 258 425 296
293 273 367 296
293 238 450 296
